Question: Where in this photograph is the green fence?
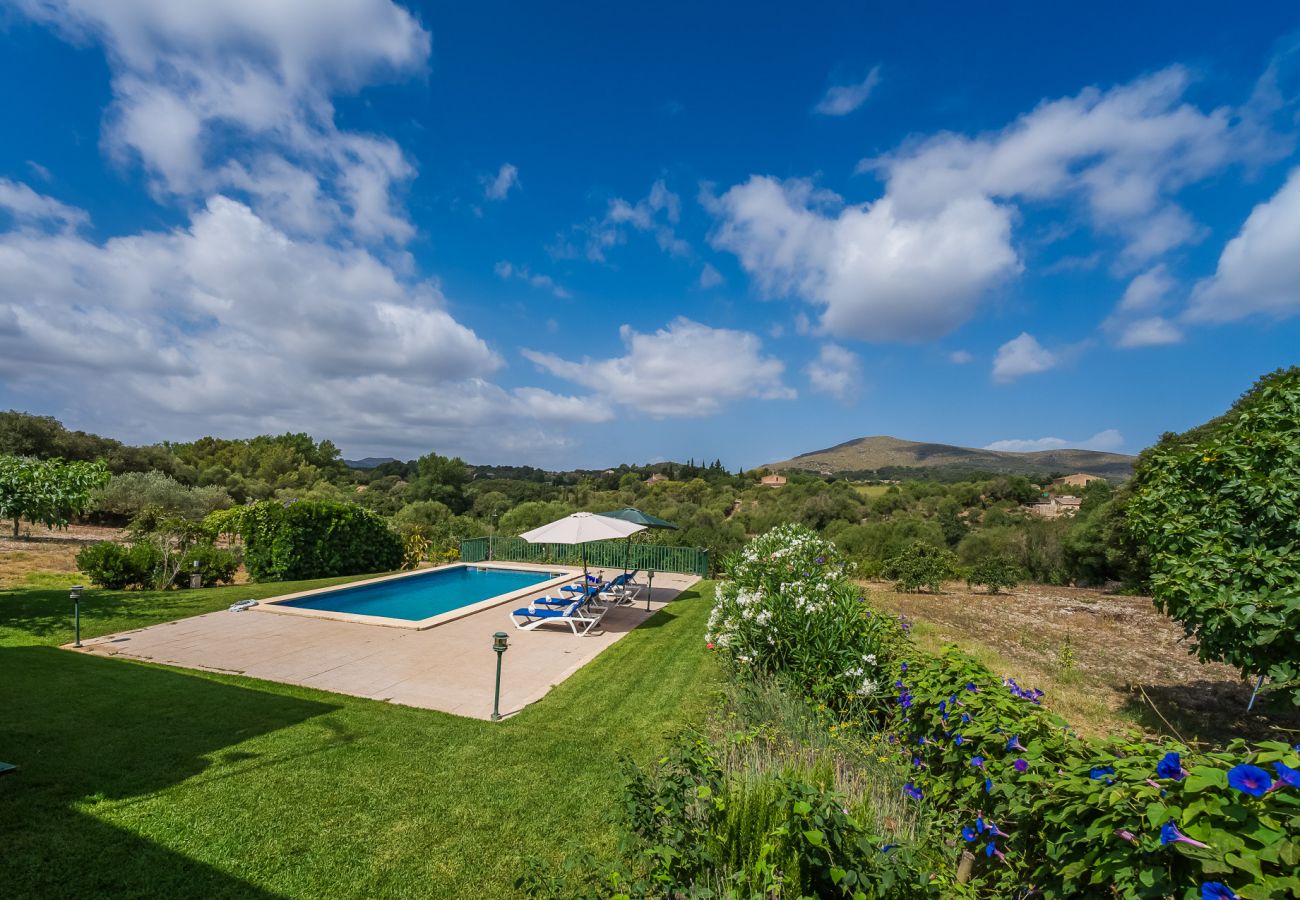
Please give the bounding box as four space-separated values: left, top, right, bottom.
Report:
459 536 709 576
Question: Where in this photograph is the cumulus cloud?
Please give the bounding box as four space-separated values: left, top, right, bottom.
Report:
483 163 520 201
698 263 724 289
1116 316 1183 348
557 179 689 262
494 260 570 298
14 0 431 242
871 67 1259 262
805 344 862 401
0 178 89 230
707 176 1019 341
984 429 1125 453
522 317 794 417
1118 264 1175 312
708 66 1284 344
0 186 603 459
949 350 974 364
992 333 1057 383
813 66 881 116
1187 167 1300 322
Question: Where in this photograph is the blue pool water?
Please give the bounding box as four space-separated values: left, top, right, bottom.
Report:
277 565 562 621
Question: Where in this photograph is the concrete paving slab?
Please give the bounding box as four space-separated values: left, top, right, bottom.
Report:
70 565 701 720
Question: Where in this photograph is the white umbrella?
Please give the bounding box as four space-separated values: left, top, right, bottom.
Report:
519 512 647 580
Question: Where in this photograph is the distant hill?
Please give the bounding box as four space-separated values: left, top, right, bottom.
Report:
767 435 1135 481
344 456 399 469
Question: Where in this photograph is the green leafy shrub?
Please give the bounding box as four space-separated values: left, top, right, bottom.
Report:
242 499 402 581
76 541 144 590
884 540 956 593
964 553 1021 594
176 542 239 587
0 454 108 537
1127 366 1300 704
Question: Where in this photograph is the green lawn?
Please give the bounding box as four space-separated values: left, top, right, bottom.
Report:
1 577 718 898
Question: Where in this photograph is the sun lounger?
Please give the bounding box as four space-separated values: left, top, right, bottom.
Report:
510 596 605 635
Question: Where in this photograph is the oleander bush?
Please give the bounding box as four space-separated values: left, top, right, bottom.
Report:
241 499 402 581
706 524 908 711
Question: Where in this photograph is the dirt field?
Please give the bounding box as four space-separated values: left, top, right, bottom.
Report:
866 581 1300 746
0 520 128 589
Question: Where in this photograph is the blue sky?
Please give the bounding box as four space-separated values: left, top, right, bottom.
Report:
1 1 1298 469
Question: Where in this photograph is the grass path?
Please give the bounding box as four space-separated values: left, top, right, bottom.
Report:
1 578 718 898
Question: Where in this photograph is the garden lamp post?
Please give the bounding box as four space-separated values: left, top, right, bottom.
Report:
645 569 654 613
491 631 509 721
190 559 202 589
70 585 83 648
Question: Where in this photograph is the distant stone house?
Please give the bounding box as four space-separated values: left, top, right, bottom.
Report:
760 474 787 488
1026 495 1083 519
1052 473 1106 490
645 473 669 485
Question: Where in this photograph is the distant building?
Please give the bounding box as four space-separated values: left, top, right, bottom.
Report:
1053 473 1106 490
760 474 787 488
645 473 669 485
1026 495 1083 519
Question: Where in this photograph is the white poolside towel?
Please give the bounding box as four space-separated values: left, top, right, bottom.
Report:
228 599 258 612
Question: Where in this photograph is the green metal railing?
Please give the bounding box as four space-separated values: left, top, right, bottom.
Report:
459 536 709 576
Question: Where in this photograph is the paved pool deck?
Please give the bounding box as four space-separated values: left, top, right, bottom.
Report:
69 565 701 720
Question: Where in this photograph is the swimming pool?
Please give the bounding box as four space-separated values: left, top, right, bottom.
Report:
260 563 574 629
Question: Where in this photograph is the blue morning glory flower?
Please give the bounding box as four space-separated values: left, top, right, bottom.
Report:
976 816 986 833
962 826 977 842
961 713 971 723
1156 751 1186 781
984 777 993 793
1006 735 1026 752
954 734 964 746
1227 764 1273 797
1201 881 1238 900
1273 761 1300 790
900 662 908 673
971 756 985 768
1089 766 1115 780
966 682 978 692
903 782 922 801
1160 820 1210 849
1014 758 1028 773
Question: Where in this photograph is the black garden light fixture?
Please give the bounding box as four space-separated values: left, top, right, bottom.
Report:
70 585 84 648
491 631 509 721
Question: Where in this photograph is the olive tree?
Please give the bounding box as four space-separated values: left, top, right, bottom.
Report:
0 454 109 537
1127 367 1300 705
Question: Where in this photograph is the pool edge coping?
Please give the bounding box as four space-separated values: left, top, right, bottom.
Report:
254 561 584 630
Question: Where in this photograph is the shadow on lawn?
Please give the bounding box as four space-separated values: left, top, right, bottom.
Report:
0 646 338 897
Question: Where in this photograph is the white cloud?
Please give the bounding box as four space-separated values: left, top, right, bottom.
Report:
0 178 89 231
1118 264 1175 312
813 66 881 116
871 67 1258 262
985 429 1125 453
483 163 520 201
494 260 571 298
698 263 724 289
15 0 431 243
949 350 974 364
522 317 794 417
708 66 1285 346
1103 264 1184 348
707 176 1019 341
1187 167 1300 322
558 179 689 262
805 344 861 401
992 333 1057 383
1116 316 1183 348
0 186 601 460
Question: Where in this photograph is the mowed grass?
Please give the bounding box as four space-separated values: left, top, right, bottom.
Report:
0 577 718 898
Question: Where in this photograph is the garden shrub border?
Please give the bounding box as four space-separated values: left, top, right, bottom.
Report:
709 525 1300 899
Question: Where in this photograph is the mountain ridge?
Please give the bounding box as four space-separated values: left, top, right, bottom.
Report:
767 435 1135 480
